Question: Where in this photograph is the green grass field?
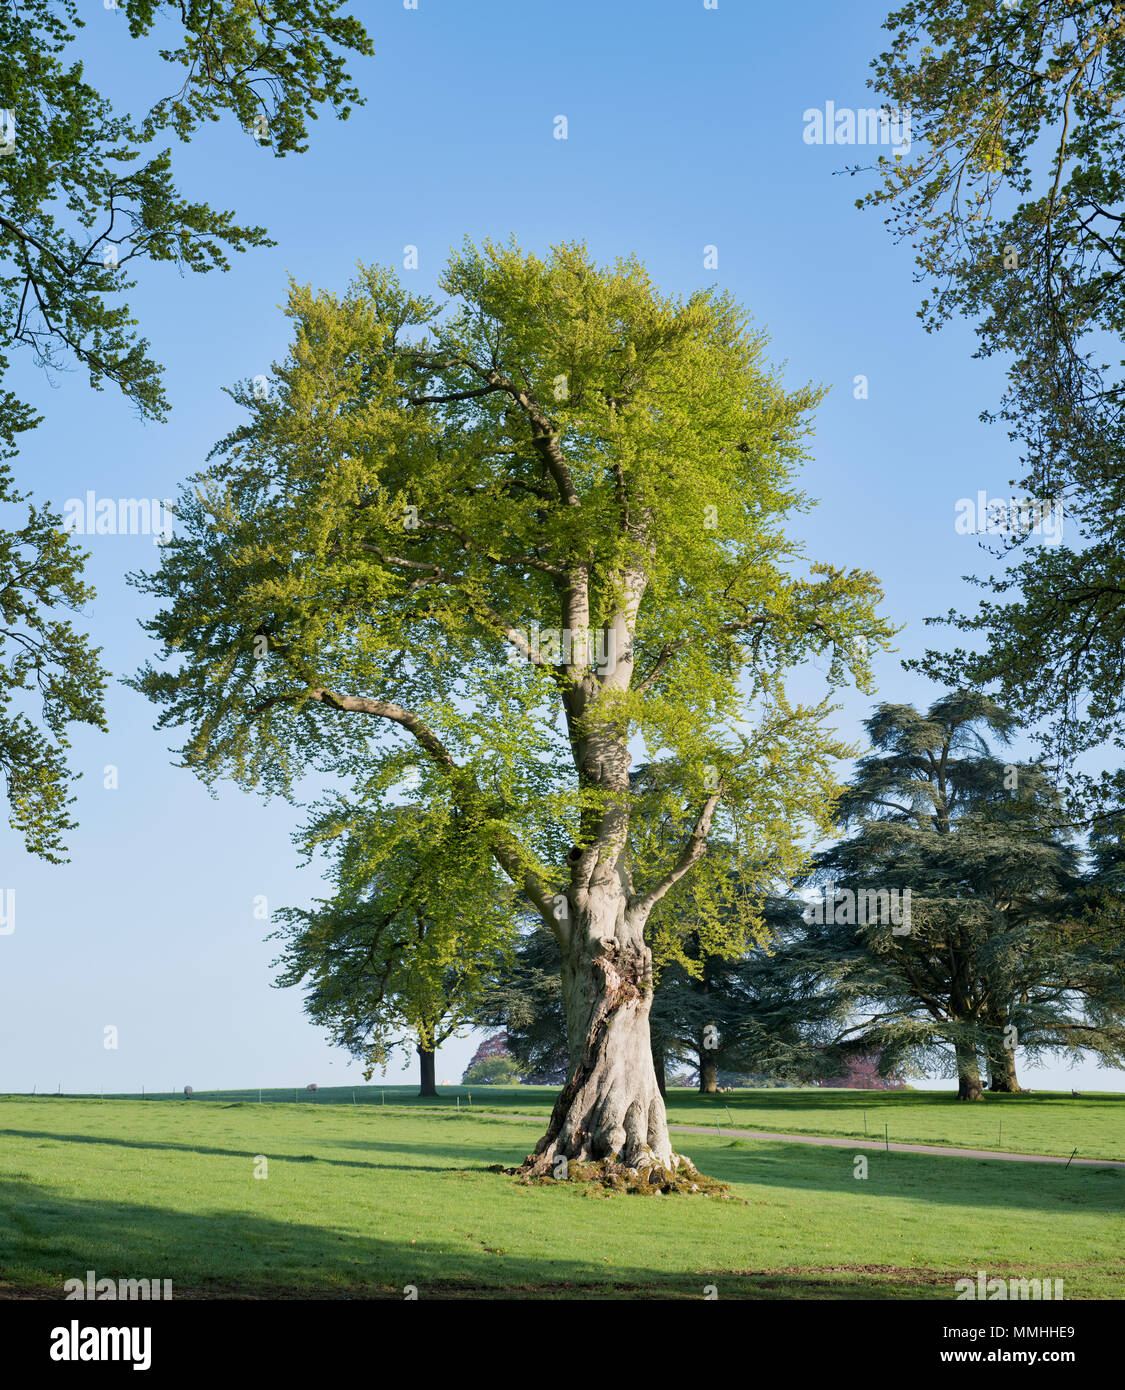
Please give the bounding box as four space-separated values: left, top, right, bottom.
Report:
1 1090 1121 1299
83 1082 1125 1159
476 1085 1125 1161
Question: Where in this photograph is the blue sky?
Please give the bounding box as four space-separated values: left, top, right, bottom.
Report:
2 0 1117 1094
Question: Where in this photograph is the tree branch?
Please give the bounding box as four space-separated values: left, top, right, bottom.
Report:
305 686 558 933
629 784 724 918
634 617 772 694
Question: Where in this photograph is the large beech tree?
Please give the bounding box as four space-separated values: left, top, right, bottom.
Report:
132 240 891 1181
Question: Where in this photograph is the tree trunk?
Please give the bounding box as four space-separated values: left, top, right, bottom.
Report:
699 1045 718 1095
955 1040 983 1101
518 706 703 1189
417 1045 437 1098
989 1045 1021 1093
523 904 692 1180
651 1036 667 1099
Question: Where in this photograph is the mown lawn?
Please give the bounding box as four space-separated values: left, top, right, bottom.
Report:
101 1083 1123 1160
0 1095 1121 1299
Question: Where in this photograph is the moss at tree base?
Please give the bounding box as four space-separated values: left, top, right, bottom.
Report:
487 1156 738 1198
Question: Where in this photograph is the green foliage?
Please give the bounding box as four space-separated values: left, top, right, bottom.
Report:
474 882 830 1090
471 922 569 1083
131 239 893 959
651 937 823 1088
462 1056 521 1085
271 800 516 1072
0 0 373 856
0 0 372 417
760 693 1125 1081
861 2 1125 816
0 457 105 860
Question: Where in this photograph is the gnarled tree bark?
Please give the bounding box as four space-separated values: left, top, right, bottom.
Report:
523 901 687 1177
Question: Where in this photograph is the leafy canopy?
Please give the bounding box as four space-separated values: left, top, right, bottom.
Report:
272 799 514 1074
133 239 894 953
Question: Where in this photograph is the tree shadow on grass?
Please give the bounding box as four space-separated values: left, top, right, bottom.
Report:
0 1176 1010 1301
0 1126 530 1173
0 1128 401 1174
692 1138 1124 1218
328 1127 1123 1217
2 1123 1121 1221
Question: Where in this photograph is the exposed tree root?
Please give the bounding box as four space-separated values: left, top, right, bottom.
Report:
488 1155 736 1198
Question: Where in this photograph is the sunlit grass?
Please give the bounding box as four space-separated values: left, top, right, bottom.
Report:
0 1095 1120 1299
